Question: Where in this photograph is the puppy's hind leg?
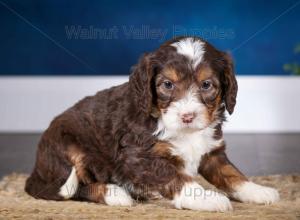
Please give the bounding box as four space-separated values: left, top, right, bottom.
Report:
25 164 75 201
25 140 84 200
58 166 79 199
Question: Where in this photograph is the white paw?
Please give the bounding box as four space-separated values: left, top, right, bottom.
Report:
59 166 79 199
232 181 280 204
104 184 133 206
172 182 232 212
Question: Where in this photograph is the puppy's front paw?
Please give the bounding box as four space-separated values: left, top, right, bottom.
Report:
173 182 232 212
104 184 133 206
232 181 280 204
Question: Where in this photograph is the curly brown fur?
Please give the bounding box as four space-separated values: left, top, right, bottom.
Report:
25 36 278 210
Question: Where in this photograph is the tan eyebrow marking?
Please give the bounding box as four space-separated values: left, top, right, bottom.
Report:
197 65 214 82
162 67 180 82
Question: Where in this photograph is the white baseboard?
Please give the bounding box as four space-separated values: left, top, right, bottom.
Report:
0 76 299 133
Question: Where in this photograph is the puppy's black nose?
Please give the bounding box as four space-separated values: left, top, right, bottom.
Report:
181 112 196 124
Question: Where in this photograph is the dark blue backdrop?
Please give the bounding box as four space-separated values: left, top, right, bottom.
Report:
0 0 299 75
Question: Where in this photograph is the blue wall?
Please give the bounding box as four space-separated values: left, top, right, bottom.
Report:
0 0 299 75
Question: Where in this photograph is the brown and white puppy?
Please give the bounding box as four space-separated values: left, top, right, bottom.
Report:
25 36 279 211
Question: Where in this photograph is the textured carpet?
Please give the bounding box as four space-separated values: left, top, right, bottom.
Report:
0 173 299 220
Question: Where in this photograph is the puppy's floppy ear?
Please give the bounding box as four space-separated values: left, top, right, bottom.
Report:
222 53 238 115
129 52 156 116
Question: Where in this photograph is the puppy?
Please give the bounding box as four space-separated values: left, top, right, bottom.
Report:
25 36 279 211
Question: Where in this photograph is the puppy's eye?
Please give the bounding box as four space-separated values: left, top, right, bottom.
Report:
201 80 212 90
163 81 174 90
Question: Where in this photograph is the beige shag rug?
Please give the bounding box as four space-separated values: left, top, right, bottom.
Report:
0 173 299 220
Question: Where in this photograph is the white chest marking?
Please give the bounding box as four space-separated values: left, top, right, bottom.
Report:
155 124 223 176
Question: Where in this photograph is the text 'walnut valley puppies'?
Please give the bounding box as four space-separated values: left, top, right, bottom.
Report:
25 37 279 212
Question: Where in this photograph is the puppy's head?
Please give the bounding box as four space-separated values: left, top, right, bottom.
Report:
130 37 237 131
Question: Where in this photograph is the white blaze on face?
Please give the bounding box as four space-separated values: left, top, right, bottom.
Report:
171 37 205 70
154 86 208 138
